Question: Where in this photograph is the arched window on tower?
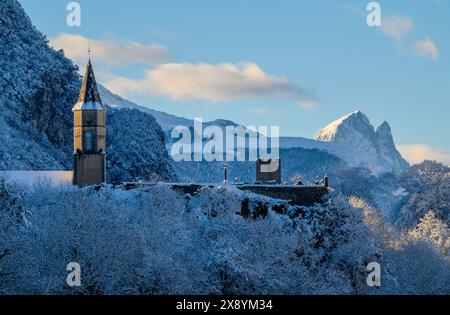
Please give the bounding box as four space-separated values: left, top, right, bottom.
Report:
85 131 93 152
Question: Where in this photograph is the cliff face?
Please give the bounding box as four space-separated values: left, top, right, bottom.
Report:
375 121 410 175
0 0 79 170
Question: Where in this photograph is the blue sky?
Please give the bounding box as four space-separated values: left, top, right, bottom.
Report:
19 0 450 163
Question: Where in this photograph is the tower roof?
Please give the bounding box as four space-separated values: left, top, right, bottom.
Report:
72 60 106 111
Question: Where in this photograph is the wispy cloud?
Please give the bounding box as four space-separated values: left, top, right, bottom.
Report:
398 144 450 165
248 107 285 117
339 4 365 17
297 100 317 111
413 39 439 60
380 15 414 41
104 62 310 104
342 6 440 60
341 5 413 40
50 33 172 65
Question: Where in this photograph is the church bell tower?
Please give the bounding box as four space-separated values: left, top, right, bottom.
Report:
72 59 106 187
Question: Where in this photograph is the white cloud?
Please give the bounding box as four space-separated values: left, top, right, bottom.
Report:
398 144 450 165
104 62 308 103
297 100 317 110
414 39 439 60
381 15 413 41
50 33 172 65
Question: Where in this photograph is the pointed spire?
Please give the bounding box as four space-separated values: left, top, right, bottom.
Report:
78 60 101 104
72 60 105 111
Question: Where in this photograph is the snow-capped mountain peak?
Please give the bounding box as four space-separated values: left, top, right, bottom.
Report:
315 110 373 143
315 111 409 175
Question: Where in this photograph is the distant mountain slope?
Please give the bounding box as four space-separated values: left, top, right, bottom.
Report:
99 85 240 132
99 85 192 131
278 136 376 171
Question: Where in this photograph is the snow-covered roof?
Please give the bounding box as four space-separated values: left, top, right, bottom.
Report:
0 171 74 186
72 60 106 112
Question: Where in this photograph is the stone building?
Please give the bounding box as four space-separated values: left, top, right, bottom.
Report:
256 159 281 184
72 60 106 187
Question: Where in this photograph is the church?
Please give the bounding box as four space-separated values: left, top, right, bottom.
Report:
72 59 107 187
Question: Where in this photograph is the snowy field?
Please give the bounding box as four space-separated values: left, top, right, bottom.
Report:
0 171 74 187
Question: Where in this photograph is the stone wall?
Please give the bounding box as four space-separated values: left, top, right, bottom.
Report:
122 182 329 207
236 185 329 206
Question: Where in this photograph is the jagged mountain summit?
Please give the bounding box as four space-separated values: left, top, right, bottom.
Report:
315 111 409 175
316 111 372 143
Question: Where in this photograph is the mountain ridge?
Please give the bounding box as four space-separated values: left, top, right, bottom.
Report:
99 89 409 176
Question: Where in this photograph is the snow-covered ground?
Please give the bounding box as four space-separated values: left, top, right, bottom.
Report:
0 171 73 186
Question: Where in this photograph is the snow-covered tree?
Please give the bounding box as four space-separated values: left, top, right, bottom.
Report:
382 241 450 295
408 211 450 256
0 175 449 295
396 161 450 228
106 108 176 184
0 177 27 293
